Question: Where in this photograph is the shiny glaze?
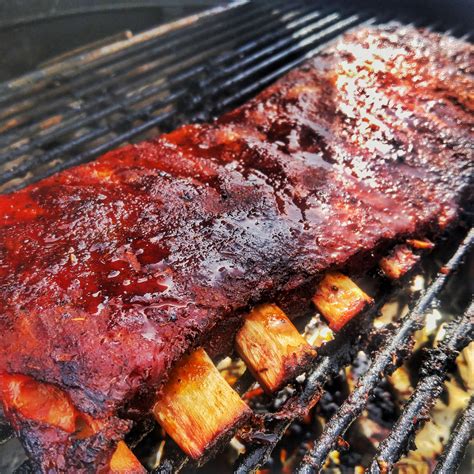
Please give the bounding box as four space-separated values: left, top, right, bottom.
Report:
0 25 472 468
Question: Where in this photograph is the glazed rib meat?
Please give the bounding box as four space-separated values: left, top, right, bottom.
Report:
0 24 473 470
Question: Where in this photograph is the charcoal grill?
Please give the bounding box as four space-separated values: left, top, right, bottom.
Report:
0 1 472 473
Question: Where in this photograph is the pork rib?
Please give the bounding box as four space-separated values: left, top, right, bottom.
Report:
0 24 472 470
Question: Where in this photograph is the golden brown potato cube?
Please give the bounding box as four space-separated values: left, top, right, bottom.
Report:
312 272 373 331
235 304 316 394
153 348 251 461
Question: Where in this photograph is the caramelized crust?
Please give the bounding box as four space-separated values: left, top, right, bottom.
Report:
0 25 472 468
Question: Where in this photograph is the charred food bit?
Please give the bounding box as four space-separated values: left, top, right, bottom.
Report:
312 273 373 331
406 238 435 250
235 304 316 393
153 348 251 460
380 245 420 280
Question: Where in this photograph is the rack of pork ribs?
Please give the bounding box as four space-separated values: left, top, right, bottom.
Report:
0 24 472 472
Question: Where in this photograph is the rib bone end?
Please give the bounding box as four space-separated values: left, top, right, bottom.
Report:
109 441 146 473
406 238 434 250
0 373 77 433
153 348 251 461
235 304 316 394
312 272 373 331
0 373 143 471
380 244 420 280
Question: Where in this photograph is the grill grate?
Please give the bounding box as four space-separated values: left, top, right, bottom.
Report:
367 303 474 473
0 0 459 193
236 231 474 474
433 396 474 473
296 232 474 473
0 0 378 192
0 1 473 473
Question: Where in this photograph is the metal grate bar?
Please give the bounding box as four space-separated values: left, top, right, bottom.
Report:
202 10 342 92
0 1 321 157
367 303 474 473
215 13 374 111
0 4 312 151
199 6 329 90
1 10 369 192
0 3 302 146
0 1 251 105
433 396 474 474
295 229 474 473
216 15 375 110
0 1 289 140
